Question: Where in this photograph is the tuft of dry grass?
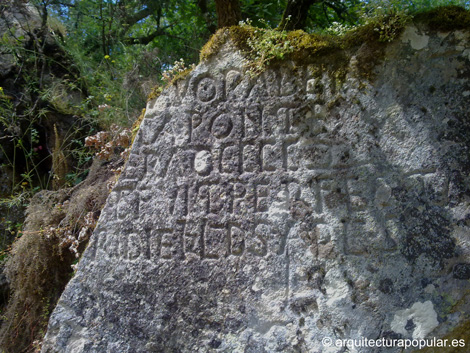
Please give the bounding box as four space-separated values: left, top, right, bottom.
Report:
0 157 119 352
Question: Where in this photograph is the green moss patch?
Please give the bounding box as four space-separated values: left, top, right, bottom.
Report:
198 6 469 82
200 26 254 63
198 14 408 80
415 5 470 32
286 30 340 62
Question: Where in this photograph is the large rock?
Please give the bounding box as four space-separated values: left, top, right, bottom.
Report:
42 24 470 352
0 1 43 77
0 1 83 196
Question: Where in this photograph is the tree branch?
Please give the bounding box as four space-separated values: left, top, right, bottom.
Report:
124 6 155 28
279 0 322 31
123 28 168 45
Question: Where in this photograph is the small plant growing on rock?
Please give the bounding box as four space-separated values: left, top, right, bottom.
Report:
240 19 294 76
162 59 196 85
85 124 132 160
84 124 133 190
324 22 354 36
148 59 196 101
373 11 410 42
361 2 411 42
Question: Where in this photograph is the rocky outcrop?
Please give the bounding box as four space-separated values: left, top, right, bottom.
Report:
0 1 43 78
0 0 85 249
42 23 470 352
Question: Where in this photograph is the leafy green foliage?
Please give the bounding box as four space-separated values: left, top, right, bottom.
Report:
40 0 470 136
241 0 286 28
361 0 469 16
47 0 211 129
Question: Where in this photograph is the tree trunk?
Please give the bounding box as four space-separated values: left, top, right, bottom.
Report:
279 0 320 31
214 0 242 28
197 0 217 33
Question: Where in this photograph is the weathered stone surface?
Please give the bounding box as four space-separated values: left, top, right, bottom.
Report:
0 1 43 77
42 25 470 352
0 0 41 75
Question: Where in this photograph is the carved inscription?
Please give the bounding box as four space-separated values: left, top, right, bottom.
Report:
94 70 425 262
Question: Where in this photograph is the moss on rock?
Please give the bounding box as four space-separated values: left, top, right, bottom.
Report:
147 85 163 101
286 30 340 62
415 5 470 32
200 26 254 63
198 6 469 83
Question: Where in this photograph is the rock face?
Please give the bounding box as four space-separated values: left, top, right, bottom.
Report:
0 1 84 250
0 0 83 187
0 1 42 77
42 25 470 352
